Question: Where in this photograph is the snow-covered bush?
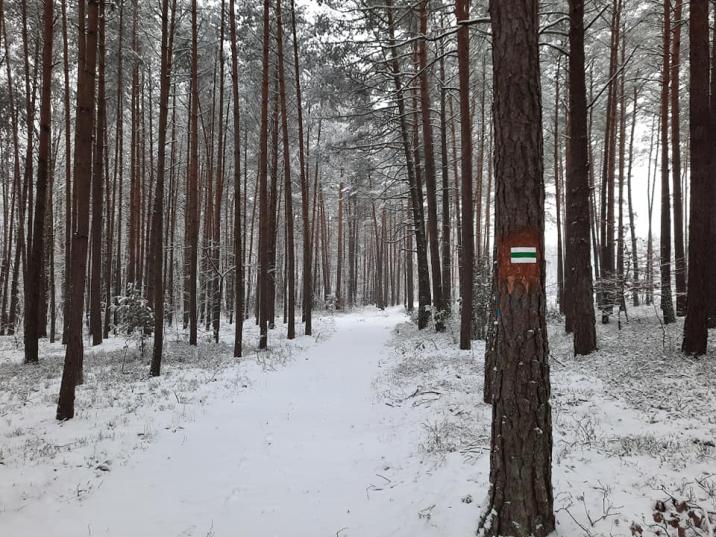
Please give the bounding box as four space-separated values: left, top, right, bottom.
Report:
112 284 154 355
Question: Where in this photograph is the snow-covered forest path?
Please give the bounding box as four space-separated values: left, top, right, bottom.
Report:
7 309 465 537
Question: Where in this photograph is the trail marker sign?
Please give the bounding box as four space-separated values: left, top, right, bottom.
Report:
510 246 537 264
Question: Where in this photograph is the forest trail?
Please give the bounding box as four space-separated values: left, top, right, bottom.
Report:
7 308 462 537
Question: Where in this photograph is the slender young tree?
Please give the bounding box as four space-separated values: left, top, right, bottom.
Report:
438 47 451 309
257 0 271 349
61 0 72 343
597 0 621 323
670 0 686 316
290 0 312 335
480 0 554 534
276 0 295 339
626 87 640 307
659 0 676 324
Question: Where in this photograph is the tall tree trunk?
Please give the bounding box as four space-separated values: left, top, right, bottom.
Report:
57 0 100 421
336 180 344 309
385 0 431 329
186 0 200 345
598 0 621 323
646 118 658 306
554 59 564 317
150 0 176 375
681 0 710 354
616 29 626 314
229 0 244 356
418 0 444 330
211 0 226 343
439 49 451 310
708 2 716 328
670 0 686 316
456 0 473 350
89 0 106 346
257 0 271 349
276 0 295 339
626 88 639 307
23 0 53 363
112 0 125 331
565 0 597 356
659 0 676 324
290 0 312 336
128 0 140 286
480 0 554 534
61 0 72 343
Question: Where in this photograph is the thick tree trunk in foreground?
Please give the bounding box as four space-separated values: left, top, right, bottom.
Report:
681 0 710 355
480 0 554 534
565 0 597 356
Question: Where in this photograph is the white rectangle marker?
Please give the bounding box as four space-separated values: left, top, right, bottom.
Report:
510 246 537 264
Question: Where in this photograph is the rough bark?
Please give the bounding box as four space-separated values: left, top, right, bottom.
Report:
565 0 597 356
57 0 99 421
480 1 554 534
681 0 710 354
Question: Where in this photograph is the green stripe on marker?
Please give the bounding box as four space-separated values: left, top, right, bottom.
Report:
511 247 537 263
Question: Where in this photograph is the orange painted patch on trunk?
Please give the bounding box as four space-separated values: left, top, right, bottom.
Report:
498 229 542 294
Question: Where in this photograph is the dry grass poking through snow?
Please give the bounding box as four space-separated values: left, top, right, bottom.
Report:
378 306 716 536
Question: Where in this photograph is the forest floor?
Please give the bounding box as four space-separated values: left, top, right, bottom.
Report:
0 306 715 536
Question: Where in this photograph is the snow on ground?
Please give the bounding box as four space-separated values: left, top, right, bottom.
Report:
1 306 715 536
381 305 716 536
